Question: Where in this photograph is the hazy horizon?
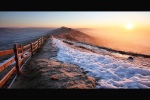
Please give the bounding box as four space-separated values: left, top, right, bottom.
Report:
0 11 150 55
78 28 150 55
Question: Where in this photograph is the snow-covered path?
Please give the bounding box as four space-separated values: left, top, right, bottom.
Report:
52 38 150 89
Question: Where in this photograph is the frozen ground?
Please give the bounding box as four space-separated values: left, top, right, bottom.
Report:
10 38 96 89
52 38 150 89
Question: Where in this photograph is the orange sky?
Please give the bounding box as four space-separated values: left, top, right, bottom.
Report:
0 12 150 54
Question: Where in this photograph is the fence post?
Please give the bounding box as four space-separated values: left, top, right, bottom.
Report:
38 39 40 48
41 37 43 44
43 37 44 43
14 44 22 75
39 38 41 47
40 38 42 45
20 44 24 65
43 36 45 42
30 42 33 56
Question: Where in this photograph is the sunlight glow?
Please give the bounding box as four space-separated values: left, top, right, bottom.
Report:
126 23 133 29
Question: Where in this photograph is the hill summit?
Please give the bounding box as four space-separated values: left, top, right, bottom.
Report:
49 26 96 45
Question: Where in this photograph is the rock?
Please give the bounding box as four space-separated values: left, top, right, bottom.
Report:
50 75 59 80
82 71 89 74
127 56 134 61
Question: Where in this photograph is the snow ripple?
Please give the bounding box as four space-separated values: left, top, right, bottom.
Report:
52 38 150 89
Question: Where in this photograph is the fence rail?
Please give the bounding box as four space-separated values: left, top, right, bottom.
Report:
0 34 49 88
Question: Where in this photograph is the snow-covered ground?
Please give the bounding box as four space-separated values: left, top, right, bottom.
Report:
52 38 150 89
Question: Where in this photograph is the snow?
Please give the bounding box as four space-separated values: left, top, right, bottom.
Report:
0 51 29 68
52 38 150 89
0 55 15 66
23 52 29 57
111 53 129 58
61 38 129 59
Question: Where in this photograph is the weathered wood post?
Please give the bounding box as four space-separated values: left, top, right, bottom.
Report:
38 39 40 48
43 36 45 42
41 37 43 44
40 38 42 45
44 36 46 42
30 42 33 56
39 38 41 47
20 44 24 65
14 44 22 75
43 37 44 42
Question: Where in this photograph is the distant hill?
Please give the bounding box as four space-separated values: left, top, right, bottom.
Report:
49 26 98 45
0 27 55 50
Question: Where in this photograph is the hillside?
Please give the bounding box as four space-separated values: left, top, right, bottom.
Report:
10 37 150 89
49 27 150 56
0 27 55 50
49 26 97 45
10 38 96 89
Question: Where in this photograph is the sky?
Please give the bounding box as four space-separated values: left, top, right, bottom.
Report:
0 11 150 29
0 11 150 55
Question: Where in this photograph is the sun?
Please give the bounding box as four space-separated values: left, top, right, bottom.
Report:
126 23 133 29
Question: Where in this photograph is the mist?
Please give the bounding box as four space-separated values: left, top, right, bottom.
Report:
78 28 150 55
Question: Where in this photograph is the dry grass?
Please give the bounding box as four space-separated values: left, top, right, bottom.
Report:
10 38 96 89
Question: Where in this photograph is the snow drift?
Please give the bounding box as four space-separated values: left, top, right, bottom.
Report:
52 38 150 89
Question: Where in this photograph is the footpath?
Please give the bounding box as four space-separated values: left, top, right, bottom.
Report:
10 38 96 89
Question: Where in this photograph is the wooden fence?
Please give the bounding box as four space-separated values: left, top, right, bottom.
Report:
0 34 49 88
